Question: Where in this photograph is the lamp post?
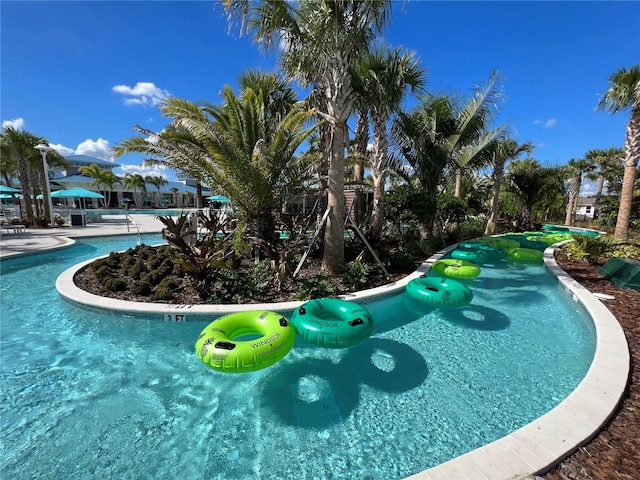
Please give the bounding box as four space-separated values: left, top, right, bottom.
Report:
35 144 56 227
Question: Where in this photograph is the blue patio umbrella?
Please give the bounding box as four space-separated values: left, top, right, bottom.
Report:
51 187 104 199
0 185 21 193
207 195 231 204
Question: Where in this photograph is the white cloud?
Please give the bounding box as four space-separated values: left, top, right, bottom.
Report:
533 118 557 128
49 143 75 156
2 118 26 130
76 138 114 161
112 82 171 107
116 163 170 179
580 180 598 197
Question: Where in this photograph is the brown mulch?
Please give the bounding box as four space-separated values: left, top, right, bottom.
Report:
541 255 640 480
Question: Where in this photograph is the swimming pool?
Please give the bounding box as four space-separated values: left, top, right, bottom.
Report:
0 235 597 479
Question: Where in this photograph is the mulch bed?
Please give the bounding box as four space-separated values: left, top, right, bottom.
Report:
541 256 640 480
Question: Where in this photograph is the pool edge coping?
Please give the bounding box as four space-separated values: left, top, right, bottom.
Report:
54 241 630 480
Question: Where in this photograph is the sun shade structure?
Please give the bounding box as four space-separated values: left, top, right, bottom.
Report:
207 195 231 204
51 187 104 199
0 185 21 193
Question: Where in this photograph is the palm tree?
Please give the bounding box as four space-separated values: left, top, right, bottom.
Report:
223 0 391 273
145 175 168 207
123 173 147 208
170 186 179 207
484 138 534 234
504 158 562 223
1 127 42 220
563 157 596 226
78 164 121 207
352 45 426 241
596 64 640 240
584 147 624 219
450 71 506 198
159 84 317 240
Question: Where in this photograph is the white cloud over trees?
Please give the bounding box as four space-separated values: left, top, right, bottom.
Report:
112 82 171 106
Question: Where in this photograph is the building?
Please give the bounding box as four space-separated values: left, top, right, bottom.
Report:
53 155 202 208
575 196 597 221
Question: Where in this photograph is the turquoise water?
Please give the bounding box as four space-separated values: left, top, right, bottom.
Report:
0 236 596 479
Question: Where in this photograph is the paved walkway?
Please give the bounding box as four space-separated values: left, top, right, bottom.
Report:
0 214 167 258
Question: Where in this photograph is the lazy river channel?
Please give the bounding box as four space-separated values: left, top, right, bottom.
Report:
0 234 596 479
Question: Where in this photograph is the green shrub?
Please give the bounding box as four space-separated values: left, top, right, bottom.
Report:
562 235 614 264
388 251 415 272
609 241 640 261
93 264 114 282
102 278 128 292
341 260 376 290
448 218 486 243
130 279 152 295
406 238 442 259
294 271 337 300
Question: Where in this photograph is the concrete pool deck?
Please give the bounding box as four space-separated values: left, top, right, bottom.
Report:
0 215 630 480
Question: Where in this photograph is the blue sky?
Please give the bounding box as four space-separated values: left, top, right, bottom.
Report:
2 1 639 195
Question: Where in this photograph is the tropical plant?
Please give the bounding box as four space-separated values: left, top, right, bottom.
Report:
122 173 147 208
160 80 317 242
223 0 392 273
503 158 564 225
78 163 121 207
448 71 506 198
484 138 534 234
145 175 168 207
351 45 426 241
157 212 235 299
1 127 43 220
596 64 640 241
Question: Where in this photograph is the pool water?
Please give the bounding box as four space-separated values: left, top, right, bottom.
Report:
0 236 596 479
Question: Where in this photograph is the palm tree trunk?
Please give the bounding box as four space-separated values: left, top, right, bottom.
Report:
322 121 347 274
353 109 369 183
485 160 505 234
614 108 640 241
16 153 33 220
454 169 463 197
593 175 605 219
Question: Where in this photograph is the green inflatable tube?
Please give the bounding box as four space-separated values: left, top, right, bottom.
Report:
506 247 544 261
406 277 473 307
195 310 296 373
458 242 505 258
290 298 375 348
432 259 481 279
451 248 490 263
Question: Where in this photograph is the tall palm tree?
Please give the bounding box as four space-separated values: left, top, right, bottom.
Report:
78 163 121 207
352 45 426 241
123 173 147 208
596 64 640 240
145 175 168 207
584 147 624 219
1 127 42 220
484 138 534 234
223 0 391 273
563 157 596 226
